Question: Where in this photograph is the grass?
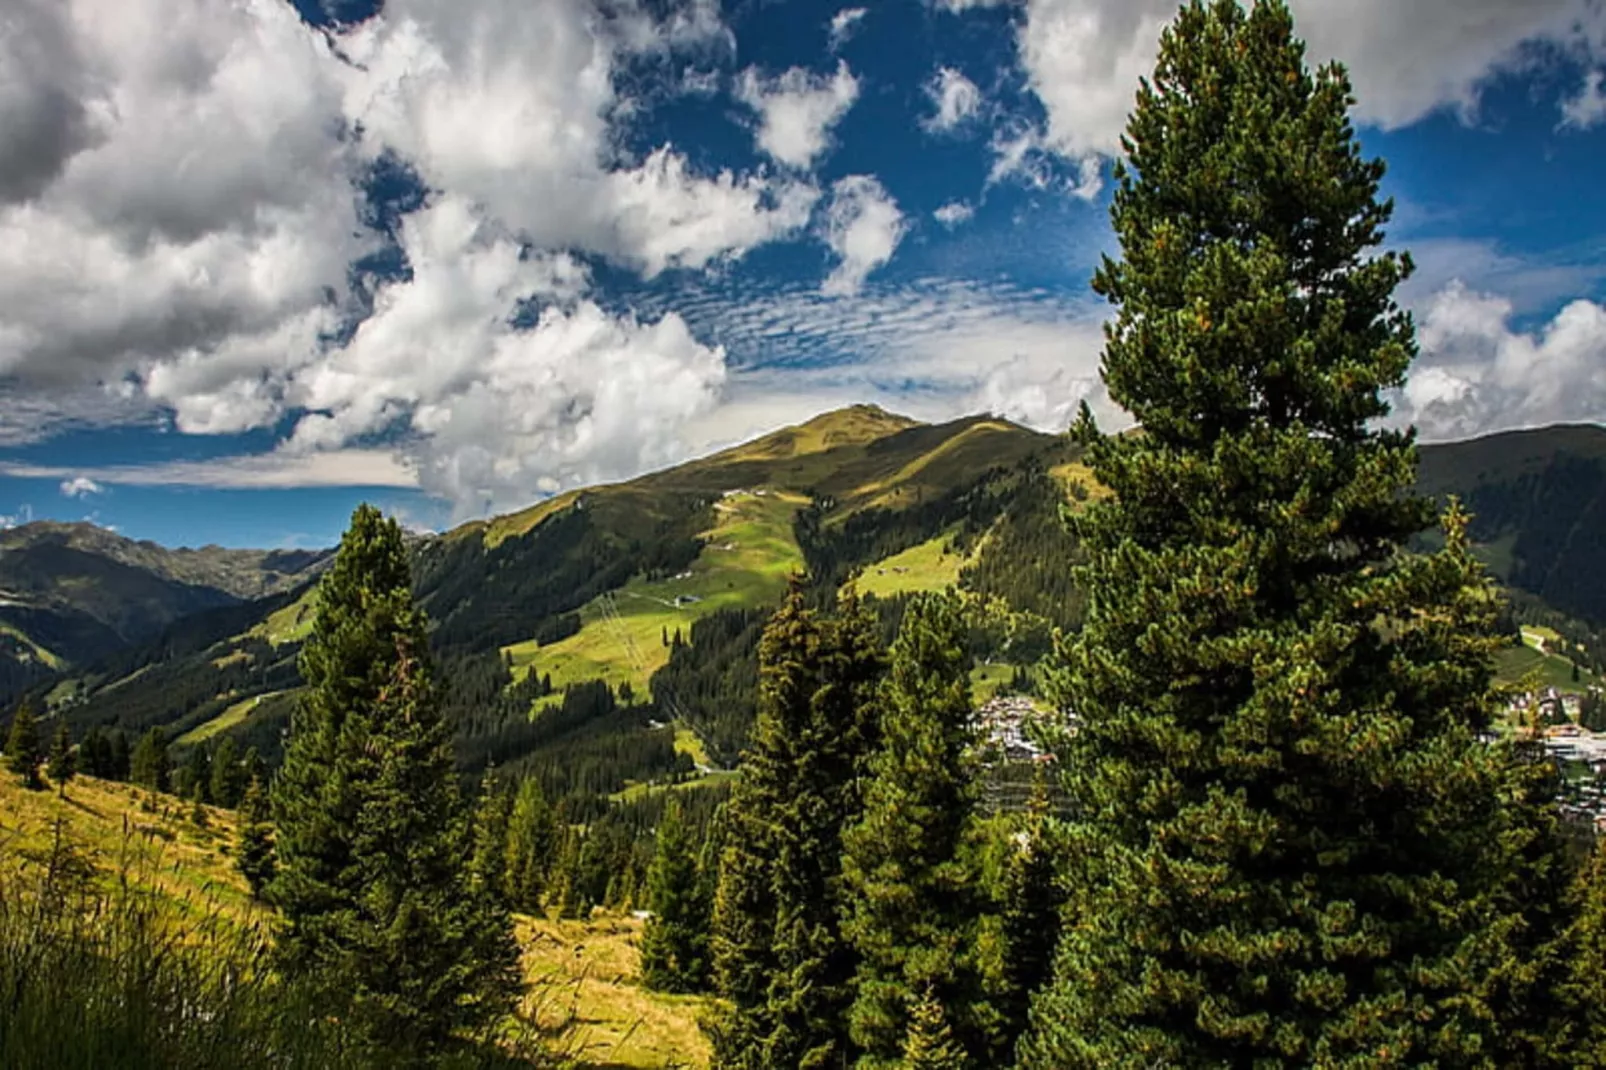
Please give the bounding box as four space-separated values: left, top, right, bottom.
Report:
505 492 805 699
1495 631 1596 694
0 772 260 926
673 726 713 769
179 690 288 746
251 587 319 646
610 771 739 805
519 913 710 1069
970 662 1021 704
0 621 62 670
856 531 974 599
0 772 712 1069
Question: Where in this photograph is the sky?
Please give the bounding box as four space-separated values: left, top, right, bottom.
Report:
0 0 1603 549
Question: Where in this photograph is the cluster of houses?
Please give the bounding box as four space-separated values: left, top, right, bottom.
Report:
972 695 1051 763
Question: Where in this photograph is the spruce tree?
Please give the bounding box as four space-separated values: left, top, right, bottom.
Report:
178 744 211 803
268 504 520 1052
1022 4 1560 1064
130 728 170 793
469 767 511 905
236 773 277 899
109 730 130 781
5 701 44 790
47 719 74 794
641 800 709 993
1564 843 1606 1062
997 776 1062 1056
901 987 967 1070
841 592 986 1067
505 776 559 912
210 736 246 808
710 580 885 1069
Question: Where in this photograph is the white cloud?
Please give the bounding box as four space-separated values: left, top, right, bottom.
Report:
933 201 976 226
275 197 730 514
1394 282 1606 439
923 67 984 133
59 477 104 499
3 451 419 490
1013 0 1606 169
0 505 35 530
821 176 908 297
735 62 861 171
0 0 367 389
1561 69 1606 128
936 0 1010 11
343 0 810 275
829 8 868 50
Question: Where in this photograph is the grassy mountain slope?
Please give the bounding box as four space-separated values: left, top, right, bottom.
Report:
0 770 709 1069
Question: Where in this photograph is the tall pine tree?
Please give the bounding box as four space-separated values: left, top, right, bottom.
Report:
640 799 710 993
268 504 520 1052
1022 4 1562 1064
841 592 989 1067
236 772 276 899
711 580 886 1070
504 775 560 913
997 775 1062 1058
47 719 75 795
5 701 44 790
130 727 170 794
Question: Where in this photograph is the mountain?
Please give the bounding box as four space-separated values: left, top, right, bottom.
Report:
1416 424 1606 629
13 409 1606 803
0 521 328 698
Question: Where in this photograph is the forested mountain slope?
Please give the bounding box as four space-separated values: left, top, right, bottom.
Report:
13 411 1606 808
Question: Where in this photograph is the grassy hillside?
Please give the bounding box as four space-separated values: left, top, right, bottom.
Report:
0 770 710 1069
505 490 806 701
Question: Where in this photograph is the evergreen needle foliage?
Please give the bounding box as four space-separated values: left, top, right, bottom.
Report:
1022 3 1575 1065
236 773 277 900
710 579 886 1070
640 799 710 993
842 592 990 1068
268 504 521 1054
505 776 560 913
4 700 44 791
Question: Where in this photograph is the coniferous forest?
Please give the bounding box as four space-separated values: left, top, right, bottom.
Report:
6 3 1606 1068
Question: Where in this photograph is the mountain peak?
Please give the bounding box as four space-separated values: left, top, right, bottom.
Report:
712 404 924 465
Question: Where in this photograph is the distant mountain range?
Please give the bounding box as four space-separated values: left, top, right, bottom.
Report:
6 408 1606 781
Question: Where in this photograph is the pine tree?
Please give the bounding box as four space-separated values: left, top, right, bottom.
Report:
710 580 886 1069
469 766 511 905
554 828 590 920
236 773 277 899
1563 843 1606 1062
109 730 131 781
842 592 987 1067
505 776 559 912
1021 4 1562 1064
210 736 247 808
267 504 520 1052
46 719 74 795
130 728 170 794
5 702 43 790
997 776 1062 1056
178 744 211 803
901 987 967 1070
641 800 709 993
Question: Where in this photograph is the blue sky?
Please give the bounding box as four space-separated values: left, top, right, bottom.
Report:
1 0 1603 548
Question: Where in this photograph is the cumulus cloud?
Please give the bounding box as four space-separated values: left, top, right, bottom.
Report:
0 0 837 515
1013 0 1606 168
735 62 861 170
936 0 1009 11
0 505 35 530
274 196 729 513
829 8 868 50
59 477 104 499
1395 282 1606 439
923 68 984 133
821 176 908 297
933 201 975 226
0 0 367 389
1561 69 1606 128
